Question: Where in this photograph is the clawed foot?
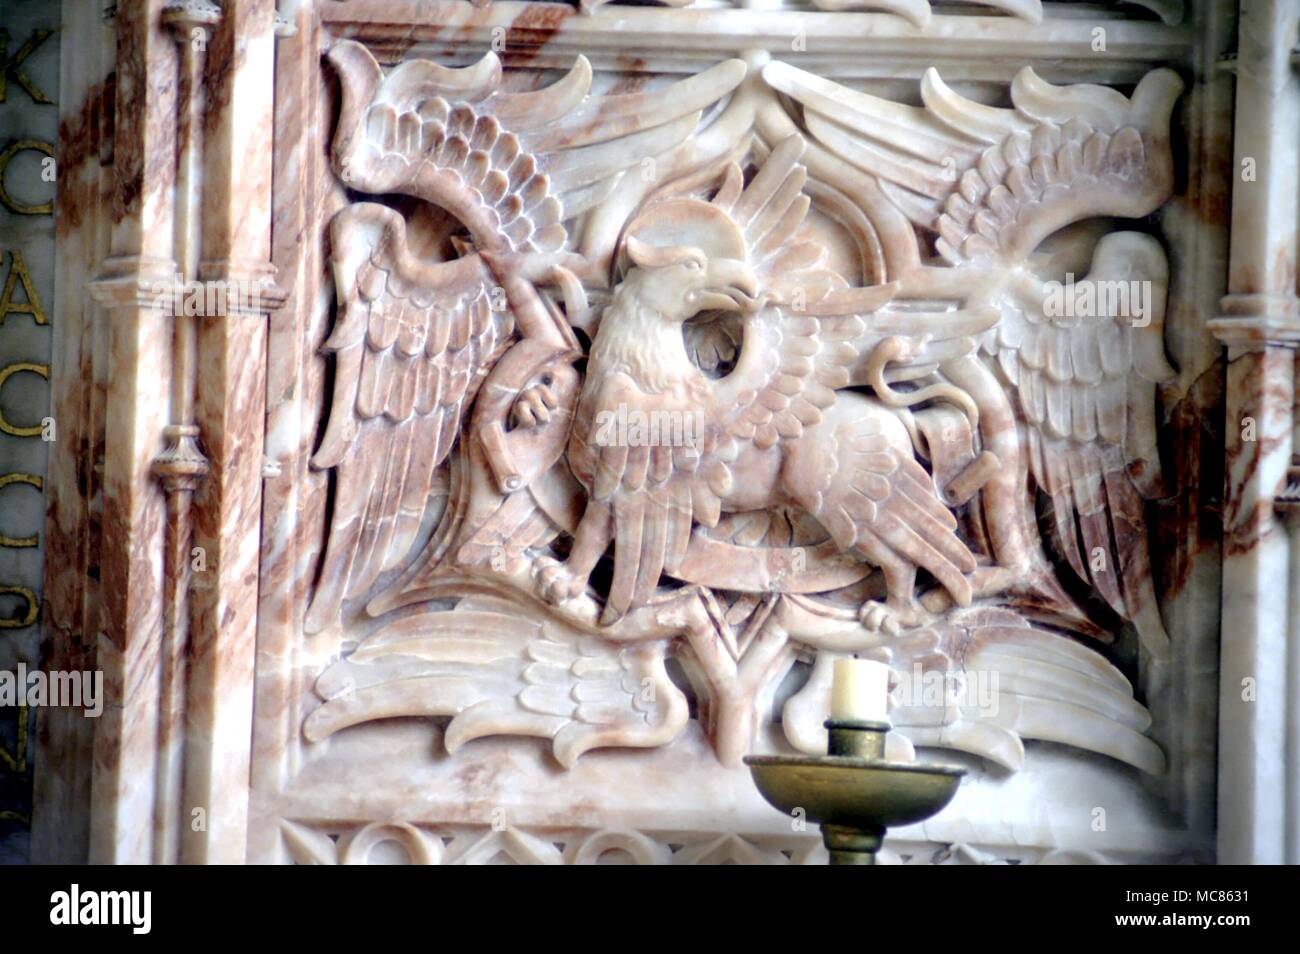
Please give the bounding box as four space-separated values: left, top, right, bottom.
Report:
533 556 587 605
511 380 559 429
859 597 923 636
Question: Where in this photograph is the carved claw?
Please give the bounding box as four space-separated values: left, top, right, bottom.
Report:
533 556 587 605
858 597 922 636
919 588 953 615
511 381 559 429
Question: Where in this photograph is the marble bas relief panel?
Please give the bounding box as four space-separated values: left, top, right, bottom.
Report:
249 1 1224 864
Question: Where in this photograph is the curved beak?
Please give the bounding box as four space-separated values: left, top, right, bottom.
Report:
699 258 763 313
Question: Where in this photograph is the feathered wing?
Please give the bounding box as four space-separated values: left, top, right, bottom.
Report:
589 274 888 622
308 44 748 631
764 63 1182 651
586 371 723 624
306 205 512 633
304 595 688 768
706 136 951 598
590 137 898 622
786 403 978 606
327 39 747 261
987 232 1174 655
780 606 1165 775
709 135 897 449
763 60 1183 269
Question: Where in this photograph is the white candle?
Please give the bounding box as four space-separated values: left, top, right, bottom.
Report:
830 658 890 722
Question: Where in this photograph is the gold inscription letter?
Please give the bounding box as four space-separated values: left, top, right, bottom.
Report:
0 249 48 325
0 361 49 436
0 140 55 215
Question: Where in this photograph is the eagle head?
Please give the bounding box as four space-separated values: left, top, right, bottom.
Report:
619 198 762 322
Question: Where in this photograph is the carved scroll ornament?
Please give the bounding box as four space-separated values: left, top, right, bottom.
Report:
302 39 1183 777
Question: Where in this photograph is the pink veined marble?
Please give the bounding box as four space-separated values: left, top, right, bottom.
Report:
25 0 1295 867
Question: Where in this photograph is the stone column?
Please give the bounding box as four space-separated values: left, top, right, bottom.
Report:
181 0 283 865
37 0 284 865
82 0 179 864
1210 0 1300 865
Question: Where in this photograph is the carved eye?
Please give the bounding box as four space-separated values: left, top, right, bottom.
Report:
683 259 702 271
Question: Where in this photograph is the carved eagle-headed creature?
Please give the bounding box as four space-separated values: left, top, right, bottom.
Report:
765 62 1184 657
539 136 977 630
303 55 1179 777
306 41 746 632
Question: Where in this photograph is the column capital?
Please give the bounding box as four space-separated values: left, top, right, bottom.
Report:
1209 293 1300 348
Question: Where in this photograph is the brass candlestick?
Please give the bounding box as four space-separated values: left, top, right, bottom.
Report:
745 720 965 865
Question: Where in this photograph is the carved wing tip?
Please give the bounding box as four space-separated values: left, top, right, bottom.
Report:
714 56 750 88
325 37 379 71
918 66 953 104
302 595 337 637
1132 67 1185 125
811 0 931 28
999 0 1044 24
771 131 806 164
758 58 802 93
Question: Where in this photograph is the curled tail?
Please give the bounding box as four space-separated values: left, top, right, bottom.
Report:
865 335 980 430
